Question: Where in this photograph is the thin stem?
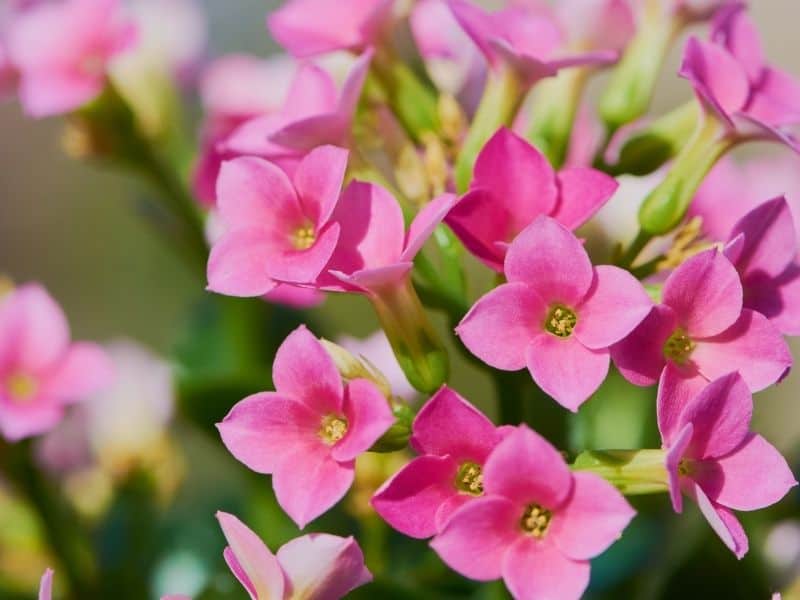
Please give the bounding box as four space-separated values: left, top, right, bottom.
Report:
616 230 654 271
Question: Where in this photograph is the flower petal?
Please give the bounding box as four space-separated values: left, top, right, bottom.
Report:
41 342 115 404
332 379 394 462
552 167 618 230
729 196 797 280
445 188 509 272
206 229 279 297
691 482 749 559
38 568 54 600
401 193 458 262
657 363 702 448
611 304 676 387
666 423 694 513
293 145 349 229
502 536 590 600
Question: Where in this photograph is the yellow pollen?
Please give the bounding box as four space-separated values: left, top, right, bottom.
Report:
544 305 577 338
455 461 484 496
520 503 552 539
664 328 696 364
678 459 692 476
292 225 316 250
319 414 348 445
6 373 37 403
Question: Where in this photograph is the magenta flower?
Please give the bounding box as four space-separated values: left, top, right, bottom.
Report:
38 568 53 600
658 370 797 558
217 325 394 527
372 386 510 538
0 284 114 442
457 216 652 410
216 512 372 599
446 128 618 271
679 3 800 152
612 248 792 398
268 0 393 58
207 145 349 298
6 0 137 117
431 425 634 600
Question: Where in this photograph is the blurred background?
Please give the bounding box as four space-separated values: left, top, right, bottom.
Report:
0 1 799 599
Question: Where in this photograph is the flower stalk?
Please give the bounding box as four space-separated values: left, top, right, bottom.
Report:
572 449 670 495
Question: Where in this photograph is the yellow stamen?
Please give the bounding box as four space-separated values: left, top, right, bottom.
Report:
664 328 695 364
319 414 348 445
455 461 484 496
291 225 316 250
6 373 37 403
544 305 577 338
520 503 553 539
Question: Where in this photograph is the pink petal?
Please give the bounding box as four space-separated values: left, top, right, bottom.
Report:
446 0 503 69
327 263 413 293
434 493 476 532
223 114 289 158
335 49 374 119
401 194 458 262
269 113 351 153
711 4 765 84
17 71 104 118
0 399 63 442
371 455 459 539
263 284 325 309
665 423 694 513
696 433 797 511
693 309 792 392
504 216 594 306
574 266 653 350
445 188 511 272
749 263 800 336
38 568 54 600
264 222 342 284
293 145 349 229
272 325 344 413
216 512 284 600
729 196 797 280
657 363 703 448
277 534 372 599
456 282 547 371
691 482 749 559
206 229 279 297
282 63 339 122
430 496 520 580
747 67 800 127
483 425 573 509
40 342 115 404
217 392 321 474
332 379 394 462
552 167 618 230
525 335 609 412
502 536 590 600
611 304 676 387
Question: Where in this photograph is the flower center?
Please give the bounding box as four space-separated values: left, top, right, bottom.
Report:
520 503 552 539
80 54 105 76
5 373 37 403
455 461 484 496
664 328 696 364
319 414 348 445
291 225 316 250
544 305 577 338
678 458 693 476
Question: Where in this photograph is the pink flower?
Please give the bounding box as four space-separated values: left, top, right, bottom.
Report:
38 568 53 600
457 216 652 410
372 386 510 538
207 145 349 298
658 370 797 558
431 425 634 600
0 284 114 442
216 511 372 600
446 128 618 271
611 248 792 399
0 39 18 97
679 4 800 152
6 0 137 117
267 0 393 58
217 325 394 527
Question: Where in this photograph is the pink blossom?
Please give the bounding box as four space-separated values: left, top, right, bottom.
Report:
0 284 114 442
216 512 372 600
457 216 652 410
611 248 792 399
267 0 393 58
337 330 416 401
217 325 394 527
6 0 137 117
446 128 618 271
372 386 510 538
0 39 17 97
679 4 800 152
38 568 53 600
658 370 797 558
431 425 634 600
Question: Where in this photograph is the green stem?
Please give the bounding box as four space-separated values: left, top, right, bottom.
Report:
572 449 670 495
493 371 568 448
616 229 654 270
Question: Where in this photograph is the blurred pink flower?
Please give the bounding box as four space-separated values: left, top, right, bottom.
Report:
216 512 371 600
458 216 652 410
6 0 137 117
372 386 509 538
0 284 114 442
612 248 792 398
0 39 17 96
446 128 617 271
431 425 634 600
217 325 393 527
658 370 797 558
38 568 53 600
337 330 416 401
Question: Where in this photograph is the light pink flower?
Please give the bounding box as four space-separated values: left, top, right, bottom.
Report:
679 4 800 152
0 284 114 442
372 386 510 538
611 248 792 399
217 325 394 527
457 216 652 410
267 0 393 58
431 425 634 600
658 370 797 558
337 330 416 401
6 0 137 117
38 568 53 600
446 128 618 271
216 512 372 600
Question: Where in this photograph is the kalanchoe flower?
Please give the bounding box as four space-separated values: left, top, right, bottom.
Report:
38 568 53 600
550 0 635 56
372 386 510 538
431 425 635 600
216 511 372 599
6 0 137 117
0 284 114 442
446 128 618 271
658 370 797 558
217 325 394 527
612 248 792 398
267 0 393 58
458 216 652 410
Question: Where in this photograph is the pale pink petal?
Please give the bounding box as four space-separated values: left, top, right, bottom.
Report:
456 282 547 371
332 379 394 462
40 343 115 404
445 188 509 272
38 568 54 600
335 49 374 118
264 222 341 284
17 71 104 117
8 284 70 373
666 423 694 513
282 63 339 121
612 304 677 386
0 400 63 442
401 194 458 262
446 0 503 69
206 229 279 297
525 335 609 412
691 482 749 559
327 263 413 293
502 536 590 600
269 113 351 153
552 167 618 230
293 145 349 229
430 496 520 580
263 284 325 309
711 3 764 84
747 67 800 127
574 266 653 350
729 196 797 280
657 363 702 447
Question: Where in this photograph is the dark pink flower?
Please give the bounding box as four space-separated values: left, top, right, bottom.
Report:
38 568 53 600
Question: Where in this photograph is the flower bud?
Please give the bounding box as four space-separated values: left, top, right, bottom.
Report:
320 339 393 399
